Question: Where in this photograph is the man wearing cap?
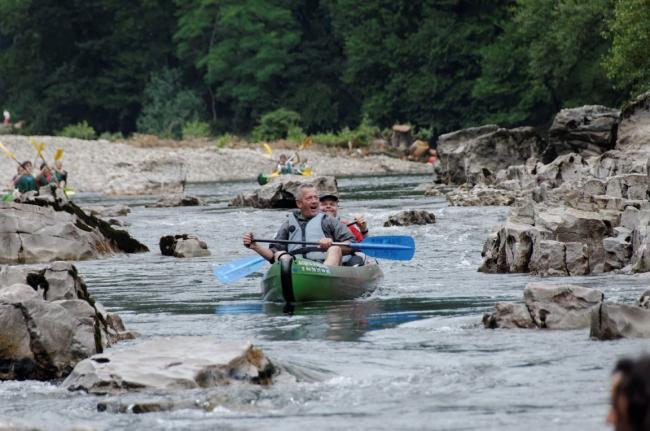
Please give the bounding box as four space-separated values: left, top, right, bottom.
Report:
243 183 354 266
318 193 368 242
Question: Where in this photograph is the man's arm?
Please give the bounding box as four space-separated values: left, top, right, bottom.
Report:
323 215 355 254
242 221 290 262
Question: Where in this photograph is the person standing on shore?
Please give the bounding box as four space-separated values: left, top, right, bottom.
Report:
2 110 10 125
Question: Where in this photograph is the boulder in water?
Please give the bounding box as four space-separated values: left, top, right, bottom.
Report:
0 262 134 380
145 195 203 208
383 210 436 227
63 337 276 395
1 186 148 264
590 302 650 340
229 176 338 209
159 234 210 258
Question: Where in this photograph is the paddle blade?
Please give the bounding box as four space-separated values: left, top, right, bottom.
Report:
299 136 312 150
262 143 273 156
0 141 17 161
213 256 266 284
351 235 415 261
54 148 64 161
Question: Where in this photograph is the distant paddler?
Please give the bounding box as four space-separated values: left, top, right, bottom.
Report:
14 161 38 193
35 162 59 187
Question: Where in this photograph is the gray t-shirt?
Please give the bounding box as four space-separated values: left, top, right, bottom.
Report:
269 209 355 252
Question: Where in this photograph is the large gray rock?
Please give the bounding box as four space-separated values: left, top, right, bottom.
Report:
0 186 147 264
483 283 603 330
159 234 210 258
524 283 603 329
434 125 543 185
547 105 619 159
145 195 203 208
383 210 436 226
63 337 276 394
446 185 517 207
229 176 338 208
0 263 134 380
616 91 650 152
590 302 650 340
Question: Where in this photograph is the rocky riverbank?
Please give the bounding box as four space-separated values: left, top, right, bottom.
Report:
0 135 428 194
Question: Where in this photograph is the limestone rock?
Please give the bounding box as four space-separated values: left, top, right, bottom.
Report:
590 302 650 340
446 185 517 206
435 125 543 185
0 186 147 264
0 262 134 380
82 205 131 218
524 283 603 329
229 176 338 208
159 234 210 258
616 91 650 152
145 195 203 208
547 105 619 159
482 302 535 329
383 210 436 227
63 337 276 395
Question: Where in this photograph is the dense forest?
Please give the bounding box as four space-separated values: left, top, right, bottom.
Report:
0 0 648 139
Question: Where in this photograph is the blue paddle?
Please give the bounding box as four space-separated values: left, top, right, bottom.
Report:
255 235 415 261
213 235 415 285
213 255 266 284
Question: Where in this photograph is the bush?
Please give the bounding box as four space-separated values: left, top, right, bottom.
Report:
182 120 211 139
136 68 204 139
252 108 301 142
312 116 379 147
98 131 124 142
57 121 96 140
413 126 434 141
286 125 306 143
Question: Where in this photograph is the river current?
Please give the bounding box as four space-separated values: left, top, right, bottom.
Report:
2 174 649 430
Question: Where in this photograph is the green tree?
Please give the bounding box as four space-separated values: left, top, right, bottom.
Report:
604 0 650 97
327 0 514 134
0 0 177 134
474 0 620 128
137 68 203 139
175 0 300 131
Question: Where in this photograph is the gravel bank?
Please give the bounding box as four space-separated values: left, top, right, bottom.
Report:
0 135 429 193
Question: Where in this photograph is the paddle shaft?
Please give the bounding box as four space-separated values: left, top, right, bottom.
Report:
254 238 351 248
251 238 411 251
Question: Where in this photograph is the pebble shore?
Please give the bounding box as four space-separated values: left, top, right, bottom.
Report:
0 135 429 193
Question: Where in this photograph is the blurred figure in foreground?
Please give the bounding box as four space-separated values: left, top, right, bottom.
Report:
608 356 650 430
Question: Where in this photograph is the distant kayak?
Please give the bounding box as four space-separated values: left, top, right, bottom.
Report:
262 257 383 302
1 193 14 202
257 169 313 185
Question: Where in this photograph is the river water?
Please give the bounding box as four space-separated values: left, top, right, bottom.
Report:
2 174 650 430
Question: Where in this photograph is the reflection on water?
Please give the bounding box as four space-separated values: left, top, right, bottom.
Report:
1 174 649 430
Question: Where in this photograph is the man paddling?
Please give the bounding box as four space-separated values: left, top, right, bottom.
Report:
242 183 355 266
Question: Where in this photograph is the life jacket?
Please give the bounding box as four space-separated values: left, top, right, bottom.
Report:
342 219 364 242
287 212 326 261
15 175 37 193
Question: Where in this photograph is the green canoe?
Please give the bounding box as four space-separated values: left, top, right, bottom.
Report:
261 257 383 303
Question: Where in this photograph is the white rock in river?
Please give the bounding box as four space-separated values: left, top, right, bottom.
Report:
63 337 276 394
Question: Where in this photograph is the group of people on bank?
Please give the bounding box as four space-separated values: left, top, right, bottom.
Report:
243 184 368 267
11 160 67 194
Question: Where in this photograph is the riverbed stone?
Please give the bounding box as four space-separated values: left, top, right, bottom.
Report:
383 210 436 226
82 205 131 218
229 176 338 208
590 302 650 340
159 234 210 258
524 283 603 329
445 185 517 206
63 337 276 395
482 302 536 329
145 195 203 208
0 263 134 380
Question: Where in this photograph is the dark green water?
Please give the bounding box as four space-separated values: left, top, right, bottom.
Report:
1 174 649 430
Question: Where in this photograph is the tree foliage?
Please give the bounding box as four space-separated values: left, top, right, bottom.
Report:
604 0 650 96
0 0 645 136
